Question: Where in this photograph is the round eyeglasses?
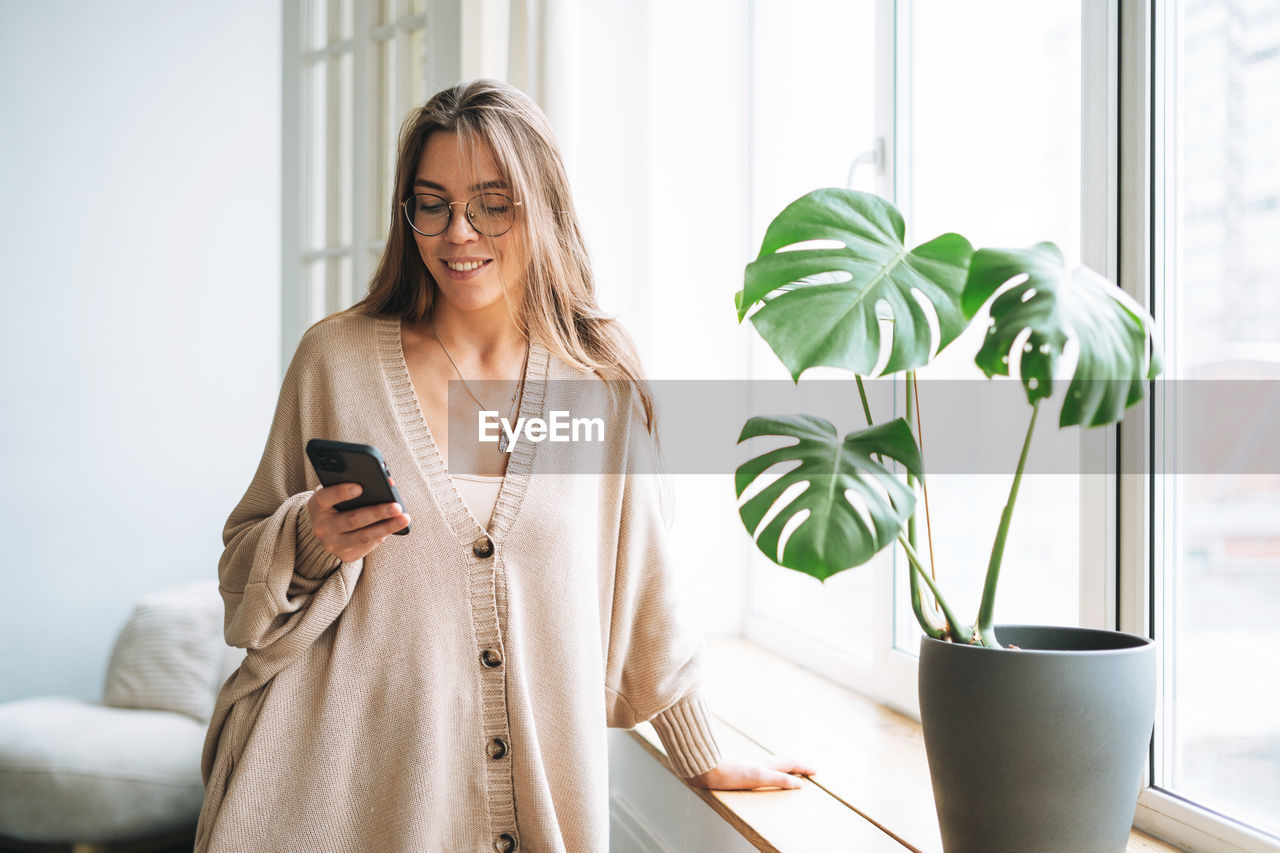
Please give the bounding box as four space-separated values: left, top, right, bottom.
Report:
402 192 521 238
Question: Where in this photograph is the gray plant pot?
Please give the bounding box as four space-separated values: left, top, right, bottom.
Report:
918 625 1156 853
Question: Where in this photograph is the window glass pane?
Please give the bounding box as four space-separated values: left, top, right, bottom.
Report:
746 0 878 665
306 260 326 327
376 37 398 240
749 0 878 220
1157 0 1280 836
336 0 353 41
904 1 1082 257
336 254 354 310
407 26 428 108
894 0 1082 652
306 0 327 51
337 50 353 247
306 61 328 252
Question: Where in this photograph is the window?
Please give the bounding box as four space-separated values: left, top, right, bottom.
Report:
743 0 1088 716
743 0 883 688
282 0 462 368
1134 0 1280 847
890 0 1084 663
746 2 1280 846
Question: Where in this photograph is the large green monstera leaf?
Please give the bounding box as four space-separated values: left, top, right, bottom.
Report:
735 415 923 581
736 189 974 380
963 242 1162 427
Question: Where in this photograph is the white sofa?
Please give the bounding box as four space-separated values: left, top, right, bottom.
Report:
0 580 243 848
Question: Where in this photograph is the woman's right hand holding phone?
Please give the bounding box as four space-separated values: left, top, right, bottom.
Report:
306 484 412 563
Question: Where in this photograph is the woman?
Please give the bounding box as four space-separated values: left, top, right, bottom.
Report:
195 79 812 853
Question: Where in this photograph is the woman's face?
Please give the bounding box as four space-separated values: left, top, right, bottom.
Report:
410 131 528 315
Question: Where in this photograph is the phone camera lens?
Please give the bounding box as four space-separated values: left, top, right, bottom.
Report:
309 448 346 473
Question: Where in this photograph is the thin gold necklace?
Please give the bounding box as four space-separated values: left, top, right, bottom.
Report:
429 314 530 454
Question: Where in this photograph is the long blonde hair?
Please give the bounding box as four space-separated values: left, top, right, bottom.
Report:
346 78 658 442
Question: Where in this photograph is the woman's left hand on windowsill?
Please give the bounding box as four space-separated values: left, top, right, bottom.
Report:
685 756 817 791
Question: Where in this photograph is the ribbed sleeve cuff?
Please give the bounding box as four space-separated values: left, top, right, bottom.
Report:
295 499 343 580
650 695 723 778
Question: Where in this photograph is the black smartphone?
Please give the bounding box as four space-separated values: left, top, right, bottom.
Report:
305 439 411 535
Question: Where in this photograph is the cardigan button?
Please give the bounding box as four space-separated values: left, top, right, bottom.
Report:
480 648 503 668
494 832 518 852
487 737 508 760
473 536 494 558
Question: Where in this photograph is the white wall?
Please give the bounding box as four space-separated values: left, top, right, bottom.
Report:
0 1 282 703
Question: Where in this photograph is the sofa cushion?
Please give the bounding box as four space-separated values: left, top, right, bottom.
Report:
0 697 205 843
103 580 224 723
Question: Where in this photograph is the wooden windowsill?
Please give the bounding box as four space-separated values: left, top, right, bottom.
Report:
630 637 1182 853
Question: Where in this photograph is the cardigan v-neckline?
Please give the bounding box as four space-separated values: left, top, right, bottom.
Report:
376 315 549 548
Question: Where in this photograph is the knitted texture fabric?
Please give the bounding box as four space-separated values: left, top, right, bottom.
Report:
195 313 721 853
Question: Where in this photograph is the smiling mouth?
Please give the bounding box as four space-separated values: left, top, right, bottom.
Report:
444 259 492 272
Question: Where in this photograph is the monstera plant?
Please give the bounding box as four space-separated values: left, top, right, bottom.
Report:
733 189 1161 647
734 188 1164 851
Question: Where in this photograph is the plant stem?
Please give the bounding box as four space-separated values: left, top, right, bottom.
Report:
859 373 950 639
854 375 873 427
975 399 1041 648
899 536 970 642
912 372 941 614
905 373 945 638
907 542 947 639
906 496 946 638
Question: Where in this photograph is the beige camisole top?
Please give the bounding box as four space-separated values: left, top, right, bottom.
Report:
449 472 504 530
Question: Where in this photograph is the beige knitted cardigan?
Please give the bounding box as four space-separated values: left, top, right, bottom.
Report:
195 313 721 853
